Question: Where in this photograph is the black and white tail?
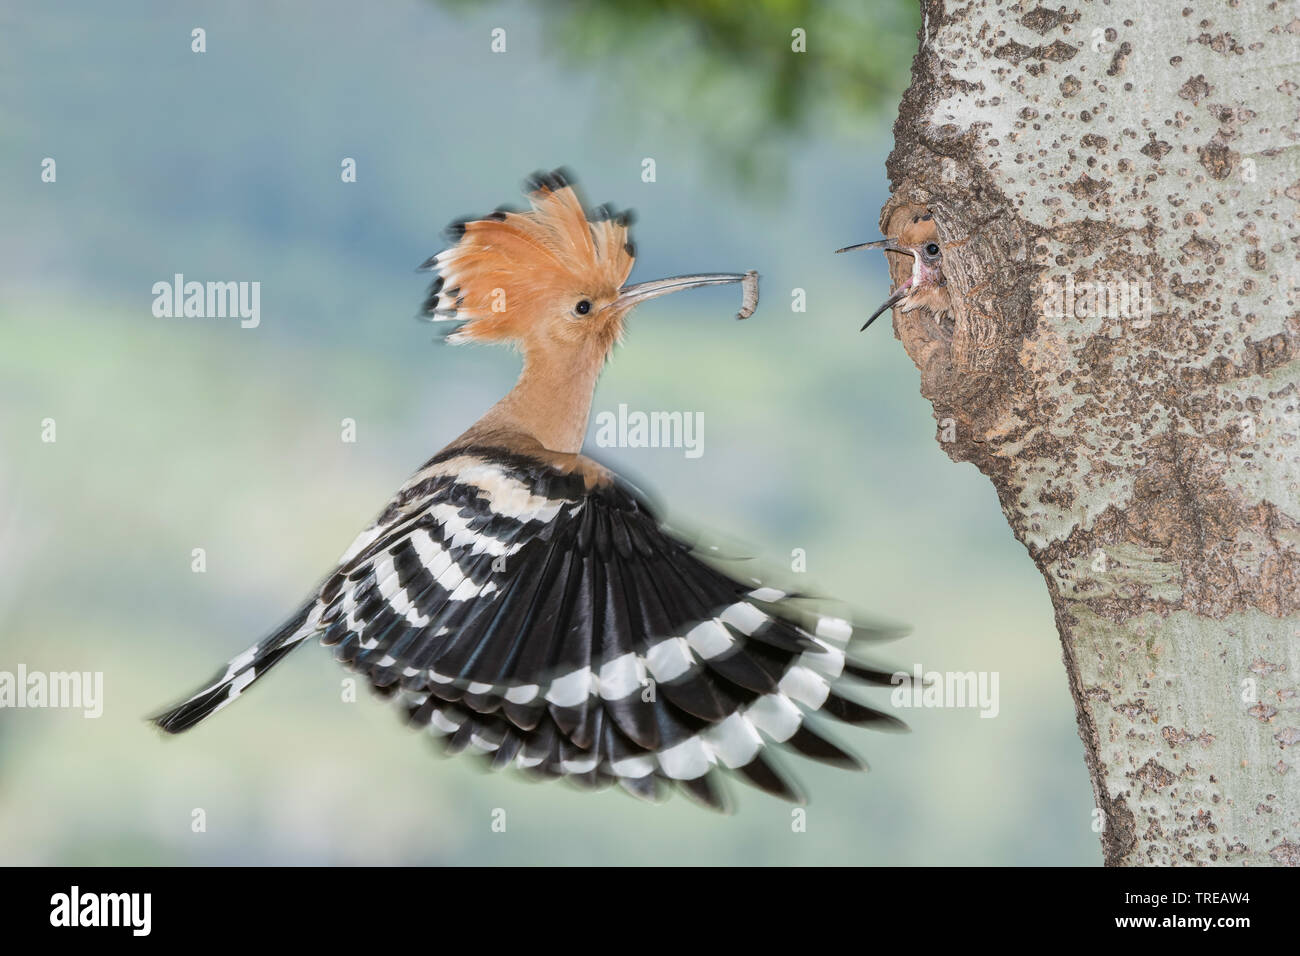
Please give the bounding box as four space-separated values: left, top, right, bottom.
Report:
151 601 319 733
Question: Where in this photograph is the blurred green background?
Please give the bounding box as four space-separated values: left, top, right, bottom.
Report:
0 0 1099 864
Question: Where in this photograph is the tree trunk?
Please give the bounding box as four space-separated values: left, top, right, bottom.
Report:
882 0 1300 865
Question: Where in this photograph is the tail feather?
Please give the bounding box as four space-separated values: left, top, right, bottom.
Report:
151 602 318 734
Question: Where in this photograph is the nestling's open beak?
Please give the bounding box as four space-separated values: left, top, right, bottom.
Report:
616 271 760 319
835 238 913 257
837 238 918 332
862 285 911 332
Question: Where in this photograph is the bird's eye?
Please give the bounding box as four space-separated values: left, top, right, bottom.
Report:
925 243 941 257
574 299 592 316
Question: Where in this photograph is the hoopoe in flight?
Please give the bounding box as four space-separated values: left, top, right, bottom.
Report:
153 169 902 810
837 212 951 331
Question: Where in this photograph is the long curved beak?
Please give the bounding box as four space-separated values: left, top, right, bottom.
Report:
616 271 759 319
862 287 909 332
836 238 912 256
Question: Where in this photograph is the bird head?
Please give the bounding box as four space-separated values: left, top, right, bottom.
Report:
419 169 754 364
837 213 950 332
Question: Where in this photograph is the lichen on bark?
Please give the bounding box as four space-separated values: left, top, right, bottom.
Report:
881 0 1300 865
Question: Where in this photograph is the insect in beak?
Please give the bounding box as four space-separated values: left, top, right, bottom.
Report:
615 270 759 320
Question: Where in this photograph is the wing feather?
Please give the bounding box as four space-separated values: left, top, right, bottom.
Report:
317 445 904 810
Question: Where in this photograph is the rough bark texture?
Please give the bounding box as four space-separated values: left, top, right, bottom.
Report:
882 0 1300 865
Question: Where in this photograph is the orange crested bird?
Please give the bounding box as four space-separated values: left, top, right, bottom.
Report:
153 169 903 810
837 212 951 331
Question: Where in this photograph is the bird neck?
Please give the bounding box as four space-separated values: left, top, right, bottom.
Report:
475 343 606 455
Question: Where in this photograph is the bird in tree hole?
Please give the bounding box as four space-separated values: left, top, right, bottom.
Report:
838 212 953 332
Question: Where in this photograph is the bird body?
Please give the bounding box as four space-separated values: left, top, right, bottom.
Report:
154 170 899 810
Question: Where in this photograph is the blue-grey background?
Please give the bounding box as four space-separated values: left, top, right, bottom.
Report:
0 0 1098 864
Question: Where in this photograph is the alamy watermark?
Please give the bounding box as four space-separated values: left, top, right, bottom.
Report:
152 274 260 328
50 886 150 936
593 403 704 459
1041 274 1153 324
891 665 1000 719
0 665 103 718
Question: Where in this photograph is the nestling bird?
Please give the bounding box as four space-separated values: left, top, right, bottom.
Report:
837 212 951 331
153 169 902 810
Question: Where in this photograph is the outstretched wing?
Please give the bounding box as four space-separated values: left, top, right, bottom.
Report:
317 444 904 810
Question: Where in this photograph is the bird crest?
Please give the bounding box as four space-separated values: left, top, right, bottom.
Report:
419 169 636 347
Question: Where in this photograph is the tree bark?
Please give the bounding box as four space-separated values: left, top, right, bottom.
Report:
882 0 1300 865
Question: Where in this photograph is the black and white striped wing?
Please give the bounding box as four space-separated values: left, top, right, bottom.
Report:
317 446 902 809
